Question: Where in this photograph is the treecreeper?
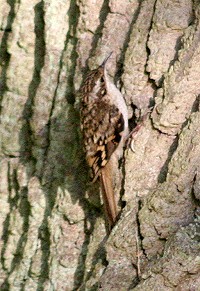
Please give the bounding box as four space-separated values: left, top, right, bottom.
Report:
79 53 129 230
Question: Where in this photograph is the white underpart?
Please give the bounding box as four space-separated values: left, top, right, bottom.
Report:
104 68 129 160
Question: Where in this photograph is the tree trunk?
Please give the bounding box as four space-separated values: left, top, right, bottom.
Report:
0 0 200 290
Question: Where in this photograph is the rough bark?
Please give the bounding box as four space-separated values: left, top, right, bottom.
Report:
0 0 200 290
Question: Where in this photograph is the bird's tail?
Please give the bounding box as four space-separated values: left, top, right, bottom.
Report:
100 160 118 230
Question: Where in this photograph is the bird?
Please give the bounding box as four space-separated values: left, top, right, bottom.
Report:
79 52 129 230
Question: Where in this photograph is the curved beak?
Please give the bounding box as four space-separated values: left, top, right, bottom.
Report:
100 52 113 67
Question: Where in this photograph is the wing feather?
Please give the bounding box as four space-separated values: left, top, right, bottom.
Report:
81 99 125 182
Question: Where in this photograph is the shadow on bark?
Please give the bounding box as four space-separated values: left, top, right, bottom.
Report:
64 0 79 105
0 1 46 290
42 107 104 290
0 165 31 291
0 0 16 112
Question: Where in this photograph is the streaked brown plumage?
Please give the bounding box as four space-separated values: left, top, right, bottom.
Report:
80 53 129 229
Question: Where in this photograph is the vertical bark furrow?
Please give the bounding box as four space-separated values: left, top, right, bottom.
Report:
146 0 194 86
122 0 157 110
152 3 200 135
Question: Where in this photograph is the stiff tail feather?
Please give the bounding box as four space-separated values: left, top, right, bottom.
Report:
100 160 118 230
